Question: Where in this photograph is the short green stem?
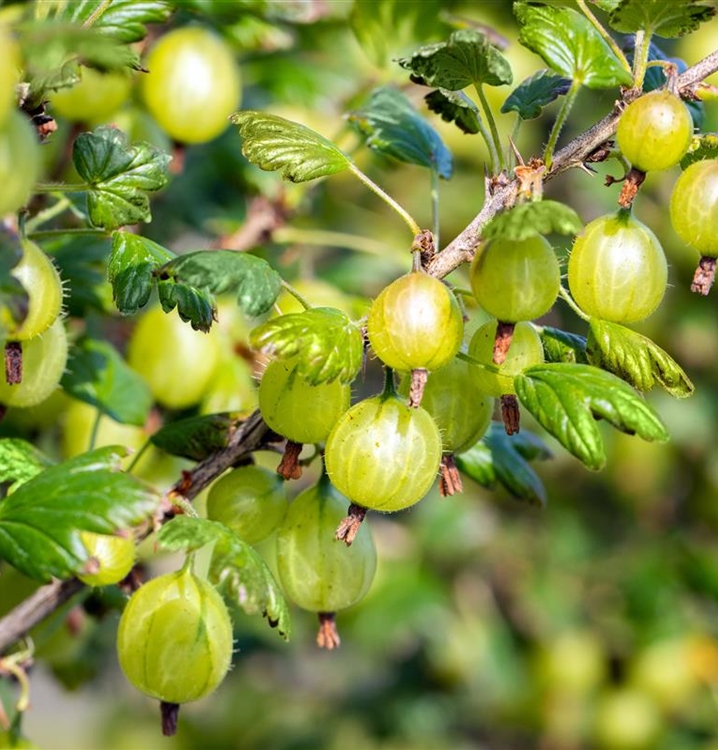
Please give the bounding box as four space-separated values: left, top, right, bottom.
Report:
25 197 72 233
577 0 631 74
348 164 422 236
272 227 388 257
632 30 652 91
559 284 590 321
430 168 440 248
280 280 312 310
88 410 102 452
126 440 151 474
34 183 89 194
544 82 580 170
27 228 107 241
381 366 397 398
475 84 505 173
82 0 112 27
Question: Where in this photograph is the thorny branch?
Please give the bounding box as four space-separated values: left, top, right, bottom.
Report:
2 50 718 656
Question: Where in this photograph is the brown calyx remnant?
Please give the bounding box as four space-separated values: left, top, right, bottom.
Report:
277 440 303 480
316 612 340 650
618 166 646 209
335 503 367 547
408 368 428 408
691 256 717 296
492 321 515 366
439 454 462 497
500 394 520 435
4 341 21 385
412 229 435 268
160 701 180 737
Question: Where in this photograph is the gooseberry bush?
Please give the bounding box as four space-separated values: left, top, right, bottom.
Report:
1 0 718 745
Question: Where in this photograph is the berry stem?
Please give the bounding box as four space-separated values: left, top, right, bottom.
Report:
279 280 312 311
544 81 580 170
348 164 422 236
558 285 590 322
125 439 151 474
24 196 72 233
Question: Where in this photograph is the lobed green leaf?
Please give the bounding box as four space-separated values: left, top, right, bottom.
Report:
501 69 572 119
0 439 53 492
516 3 633 88
250 307 364 385
158 517 291 640
231 111 351 183
108 232 174 315
424 89 482 135
0 447 160 581
348 87 453 179
681 133 718 170
73 127 171 231
540 326 589 364
515 363 670 471
150 413 244 462
456 424 551 507
608 0 716 38
481 200 582 241
61 337 153 425
157 279 216 333
397 28 512 89
587 319 694 399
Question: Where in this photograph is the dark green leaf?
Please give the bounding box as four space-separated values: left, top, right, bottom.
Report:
61 337 152 425
516 3 633 88
0 439 53 492
482 200 582 241
608 0 715 37
108 232 174 315
455 424 550 507
157 279 216 333
501 69 572 119
425 89 482 135
540 326 589 364
150 413 242 461
0 447 159 581
0 231 27 338
515 363 669 471
158 516 290 639
231 111 351 183
51 237 114 316
158 249 282 318
591 0 622 11
73 127 171 230
347 87 453 179
587 319 694 398
250 307 364 385
37 0 174 43
396 29 512 89
681 133 718 169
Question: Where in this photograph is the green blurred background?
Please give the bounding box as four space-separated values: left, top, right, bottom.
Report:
2 1 718 748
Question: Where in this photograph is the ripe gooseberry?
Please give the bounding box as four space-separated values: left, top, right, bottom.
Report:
77 531 135 586
669 158 718 256
116 567 233 705
468 320 543 398
206 465 288 545
0 109 41 218
567 210 667 323
367 271 463 372
140 26 241 144
469 235 560 322
324 387 442 512
616 90 693 172
7 239 63 341
258 357 350 445
50 68 133 124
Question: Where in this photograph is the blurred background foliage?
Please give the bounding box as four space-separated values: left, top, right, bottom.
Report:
1 0 718 748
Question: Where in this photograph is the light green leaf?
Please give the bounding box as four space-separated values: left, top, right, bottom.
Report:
158 516 290 639
0 447 159 581
501 69 572 119
587 319 694 398
424 89 482 135
516 3 633 88
73 127 171 230
61 337 153 425
348 86 453 179
231 111 351 183
608 0 716 38
456 424 551 507
515 363 669 470
0 439 53 492
396 29 512 89
108 231 174 315
250 307 364 385
482 200 582 241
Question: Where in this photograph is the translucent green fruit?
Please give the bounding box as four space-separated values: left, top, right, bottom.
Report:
468 320 543 397
324 392 442 512
670 158 718 256
51 68 133 124
258 358 350 444
276 475 376 613
470 235 560 322
567 211 667 323
616 90 693 172
117 568 233 704
0 109 41 217
140 26 241 144
0 25 19 128
206 465 288 545
77 531 135 586
367 271 463 372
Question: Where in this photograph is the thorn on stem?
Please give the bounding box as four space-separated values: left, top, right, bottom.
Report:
500 394 520 435
316 612 341 650
277 440 303 480
335 504 367 547
439 454 463 497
